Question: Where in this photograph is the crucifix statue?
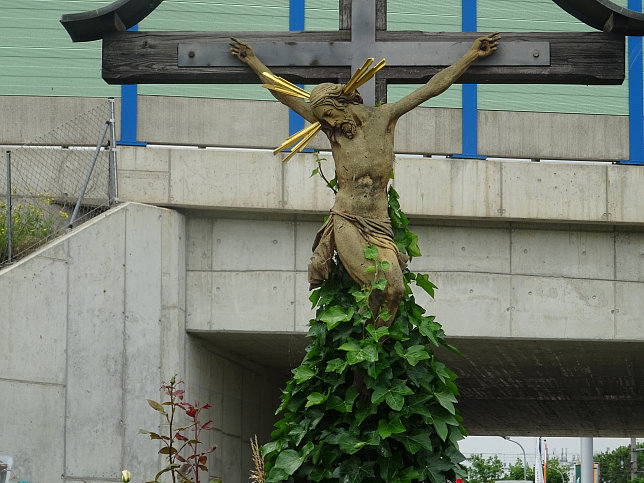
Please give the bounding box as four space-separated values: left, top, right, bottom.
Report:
229 33 499 326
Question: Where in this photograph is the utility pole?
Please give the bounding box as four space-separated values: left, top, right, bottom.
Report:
503 437 528 481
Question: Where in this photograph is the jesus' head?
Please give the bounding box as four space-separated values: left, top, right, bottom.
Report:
310 83 363 139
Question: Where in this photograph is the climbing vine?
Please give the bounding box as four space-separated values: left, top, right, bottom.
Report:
260 162 467 482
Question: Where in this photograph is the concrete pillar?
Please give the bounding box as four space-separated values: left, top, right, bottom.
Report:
581 438 594 483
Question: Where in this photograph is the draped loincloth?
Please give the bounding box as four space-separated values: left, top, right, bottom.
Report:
308 209 409 289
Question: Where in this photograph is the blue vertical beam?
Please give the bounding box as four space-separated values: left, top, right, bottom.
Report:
289 0 307 137
623 0 644 164
117 24 147 146
454 0 485 159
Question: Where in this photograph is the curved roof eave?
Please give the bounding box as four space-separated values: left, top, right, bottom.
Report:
60 0 164 42
552 0 644 35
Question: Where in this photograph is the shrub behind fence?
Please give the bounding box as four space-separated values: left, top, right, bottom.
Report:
1 99 117 265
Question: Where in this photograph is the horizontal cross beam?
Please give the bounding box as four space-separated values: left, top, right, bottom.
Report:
178 41 550 68
102 31 625 86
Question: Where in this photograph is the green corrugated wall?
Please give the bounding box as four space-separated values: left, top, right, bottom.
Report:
0 0 633 114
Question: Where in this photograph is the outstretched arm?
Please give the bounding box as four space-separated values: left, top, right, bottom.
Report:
230 38 317 124
385 33 500 122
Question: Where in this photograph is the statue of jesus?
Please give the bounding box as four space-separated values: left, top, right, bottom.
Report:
231 34 500 327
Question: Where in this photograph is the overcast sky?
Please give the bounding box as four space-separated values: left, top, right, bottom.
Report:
459 436 634 465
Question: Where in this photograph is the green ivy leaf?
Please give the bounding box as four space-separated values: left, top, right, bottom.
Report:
422 454 452 483
418 317 441 346
415 273 437 298
287 423 308 446
364 244 379 260
392 433 422 455
334 456 375 482
372 278 387 291
350 287 369 304
326 387 359 413
345 342 379 365
378 260 391 271
293 365 315 382
306 389 330 408
401 345 431 366
261 439 284 458
266 466 289 481
337 432 367 455
400 467 423 481
338 339 360 352
371 380 413 411
272 449 304 477
407 430 433 451
309 289 321 308
320 305 354 329
385 392 405 412
434 389 457 415
325 358 348 374
378 417 406 439
366 324 389 341
354 401 377 426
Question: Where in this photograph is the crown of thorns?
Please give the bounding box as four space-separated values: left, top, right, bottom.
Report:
262 58 385 162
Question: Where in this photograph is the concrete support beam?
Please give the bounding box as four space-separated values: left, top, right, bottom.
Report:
118 147 644 226
0 96 630 161
184 214 644 343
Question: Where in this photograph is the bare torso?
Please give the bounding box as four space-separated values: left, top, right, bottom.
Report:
324 104 396 220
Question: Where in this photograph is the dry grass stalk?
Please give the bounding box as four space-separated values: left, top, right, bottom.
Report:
249 435 266 483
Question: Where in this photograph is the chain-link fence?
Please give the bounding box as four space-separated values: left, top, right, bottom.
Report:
1 99 117 265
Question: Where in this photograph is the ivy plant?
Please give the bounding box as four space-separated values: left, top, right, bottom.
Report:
260 178 467 482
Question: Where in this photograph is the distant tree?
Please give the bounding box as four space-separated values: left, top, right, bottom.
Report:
546 458 573 483
506 458 535 481
468 454 506 483
503 457 568 483
596 443 644 483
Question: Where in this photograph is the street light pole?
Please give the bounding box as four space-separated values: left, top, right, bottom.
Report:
503 436 528 482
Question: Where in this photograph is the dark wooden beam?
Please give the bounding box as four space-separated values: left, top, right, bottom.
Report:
102 31 624 86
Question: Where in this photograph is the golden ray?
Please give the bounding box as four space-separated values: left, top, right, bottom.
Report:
262 72 310 99
347 58 386 92
281 123 321 163
262 84 310 99
273 122 321 155
343 57 375 94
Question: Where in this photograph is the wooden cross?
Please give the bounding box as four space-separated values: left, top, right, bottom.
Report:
65 0 625 105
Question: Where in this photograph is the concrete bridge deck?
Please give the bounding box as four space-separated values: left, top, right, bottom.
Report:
1 96 643 481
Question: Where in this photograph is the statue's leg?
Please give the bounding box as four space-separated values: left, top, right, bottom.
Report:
333 218 404 327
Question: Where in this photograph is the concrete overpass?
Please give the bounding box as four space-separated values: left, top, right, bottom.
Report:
1 96 643 481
